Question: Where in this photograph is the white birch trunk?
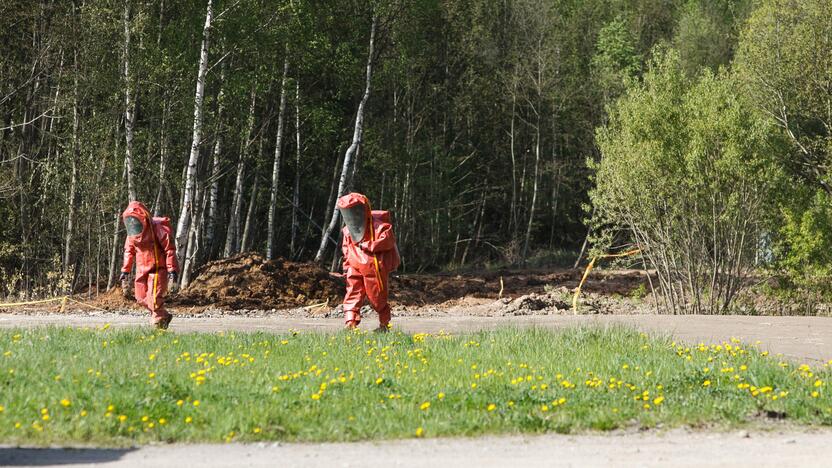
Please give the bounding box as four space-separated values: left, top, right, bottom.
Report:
63 48 79 274
153 102 168 216
175 0 212 267
123 0 138 202
266 56 290 259
522 117 541 263
205 67 225 258
108 162 128 290
182 185 206 287
314 16 377 262
240 175 258 252
290 79 301 257
224 87 256 257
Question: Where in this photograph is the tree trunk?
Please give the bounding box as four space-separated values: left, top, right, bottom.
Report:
266 56 290 259
290 79 302 257
522 116 541 264
205 63 226 260
175 0 212 267
153 101 169 216
63 48 80 276
240 175 259 252
123 0 138 202
314 15 377 263
108 163 128 290
182 184 206 287
224 87 256 257
509 86 518 236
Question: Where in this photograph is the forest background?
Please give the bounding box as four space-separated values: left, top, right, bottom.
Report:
1 0 830 313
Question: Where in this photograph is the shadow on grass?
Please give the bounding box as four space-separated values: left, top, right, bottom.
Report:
0 447 135 466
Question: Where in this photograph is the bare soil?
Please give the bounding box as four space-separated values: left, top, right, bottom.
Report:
61 253 650 317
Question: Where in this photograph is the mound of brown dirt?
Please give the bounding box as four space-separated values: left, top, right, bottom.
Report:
174 253 344 310
89 286 143 311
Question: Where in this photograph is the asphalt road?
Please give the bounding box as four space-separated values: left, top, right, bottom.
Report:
1 312 830 362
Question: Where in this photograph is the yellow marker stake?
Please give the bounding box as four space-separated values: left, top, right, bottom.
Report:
572 249 641 312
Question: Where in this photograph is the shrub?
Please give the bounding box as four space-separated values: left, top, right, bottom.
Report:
590 49 786 314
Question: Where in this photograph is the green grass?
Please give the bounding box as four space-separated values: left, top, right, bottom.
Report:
0 326 830 446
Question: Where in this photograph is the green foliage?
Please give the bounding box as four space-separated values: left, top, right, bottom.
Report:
735 0 832 192
673 0 753 75
591 49 787 314
592 16 641 101
775 190 832 295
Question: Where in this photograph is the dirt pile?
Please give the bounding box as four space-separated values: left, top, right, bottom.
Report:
174 254 344 310
89 286 143 311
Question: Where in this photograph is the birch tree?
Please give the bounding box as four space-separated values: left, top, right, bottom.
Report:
290 80 302 257
224 87 256 257
266 57 290 259
175 0 213 267
314 15 377 263
205 64 226 258
122 0 138 202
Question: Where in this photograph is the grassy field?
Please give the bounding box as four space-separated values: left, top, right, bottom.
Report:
0 325 830 445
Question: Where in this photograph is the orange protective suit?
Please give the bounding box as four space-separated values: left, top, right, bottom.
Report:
338 193 400 328
121 201 178 326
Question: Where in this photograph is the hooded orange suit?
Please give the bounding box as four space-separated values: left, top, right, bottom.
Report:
337 193 399 328
121 201 178 324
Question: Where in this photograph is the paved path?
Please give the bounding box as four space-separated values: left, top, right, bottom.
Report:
1 313 830 362
2 429 832 467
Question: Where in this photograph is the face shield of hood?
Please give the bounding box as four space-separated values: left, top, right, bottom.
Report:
339 204 367 241
124 216 144 236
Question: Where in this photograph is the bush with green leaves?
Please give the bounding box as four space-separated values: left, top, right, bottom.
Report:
771 189 832 304
590 49 787 314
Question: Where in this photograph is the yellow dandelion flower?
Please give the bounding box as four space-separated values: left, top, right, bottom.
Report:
148 372 156 379
176 400 184 407
42 414 50 421
541 405 549 412
107 404 115 412
375 377 384 385
653 396 664 405
253 427 261 434
185 416 193 424
812 391 820 398
508 401 515 407
487 403 496 412
420 401 431 411
80 410 88 417
703 380 711 387
193 400 201 407
471 383 478 389
415 426 424 437
159 418 167 425
437 392 445 400
815 380 823 388
118 415 127 423
60 399 71 407
311 393 321 400
0 405 4 413
141 416 149 422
